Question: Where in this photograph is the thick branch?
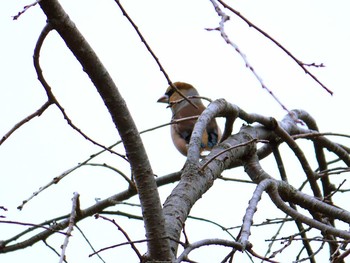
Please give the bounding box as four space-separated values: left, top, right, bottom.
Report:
244 155 350 238
164 99 350 256
37 0 170 260
0 172 180 253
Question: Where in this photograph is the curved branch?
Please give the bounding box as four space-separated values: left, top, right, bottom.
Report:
239 179 268 248
217 0 333 95
244 155 350 238
273 118 322 198
37 0 170 260
291 109 342 257
0 172 180 253
187 99 239 164
271 144 316 261
269 184 350 240
175 238 247 263
33 23 128 161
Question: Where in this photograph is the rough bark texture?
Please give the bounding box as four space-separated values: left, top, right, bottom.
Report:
38 0 171 261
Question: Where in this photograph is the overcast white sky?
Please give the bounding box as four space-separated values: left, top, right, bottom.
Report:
1 0 350 262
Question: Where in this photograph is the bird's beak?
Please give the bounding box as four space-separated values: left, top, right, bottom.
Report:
157 94 169 104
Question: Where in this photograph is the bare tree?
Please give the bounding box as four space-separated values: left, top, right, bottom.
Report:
1 1 349 262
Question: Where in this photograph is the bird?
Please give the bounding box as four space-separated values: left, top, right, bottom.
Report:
157 82 221 156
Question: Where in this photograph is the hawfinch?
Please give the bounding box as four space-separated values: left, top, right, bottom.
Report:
157 82 221 156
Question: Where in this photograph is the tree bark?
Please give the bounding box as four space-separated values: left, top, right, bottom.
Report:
38 0 171 260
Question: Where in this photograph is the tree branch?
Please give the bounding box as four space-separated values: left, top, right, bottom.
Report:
37 0 171 260
217 0 333 95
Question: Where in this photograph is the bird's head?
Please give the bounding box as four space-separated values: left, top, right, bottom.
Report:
157 82 200 107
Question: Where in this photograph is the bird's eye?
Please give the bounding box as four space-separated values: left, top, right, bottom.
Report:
166 87 175 97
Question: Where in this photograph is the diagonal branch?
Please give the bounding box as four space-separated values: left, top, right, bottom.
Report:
208 0 290 113
33 23 128 161
96 215 143 261
59 192 80 263
113 0 198 109
217 0 333 95
0 101 51 145
0 172 181 253
163 99 350 256
37 0 171 260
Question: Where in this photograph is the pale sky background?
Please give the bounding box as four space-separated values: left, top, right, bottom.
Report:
1 0 350 262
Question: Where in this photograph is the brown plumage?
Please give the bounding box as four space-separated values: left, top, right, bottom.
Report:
157 82 221 156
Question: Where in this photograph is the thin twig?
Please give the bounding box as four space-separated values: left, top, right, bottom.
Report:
200 139 269 171
217 175 254 184
333 246 350 263
208 0 290 113
84 163 134 187
95 214 143 261
75 225 107 263
89 237 165 258
217 0 333 95
59 192 80 263
0 101 51 145
293 132 350 140
0 220 68 236
247 248 279 263
12 0 41 20
175 239 248 263
188 215 236 240
113 0 198 109
43 239 68 263
33 23 128 160
16 118 183 210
